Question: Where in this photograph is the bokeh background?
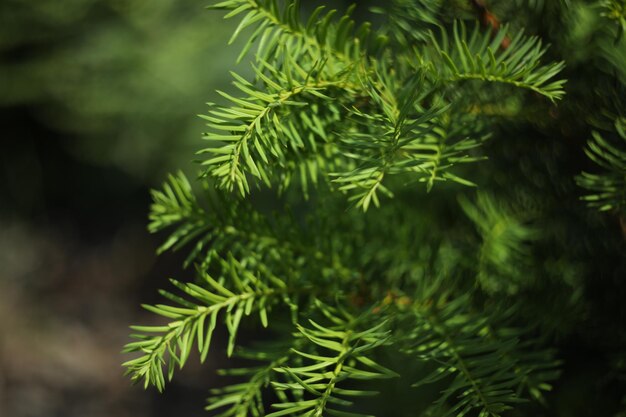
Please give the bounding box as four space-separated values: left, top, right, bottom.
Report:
0 1 242 416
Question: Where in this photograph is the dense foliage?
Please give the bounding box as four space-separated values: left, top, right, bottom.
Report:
123 1 626 416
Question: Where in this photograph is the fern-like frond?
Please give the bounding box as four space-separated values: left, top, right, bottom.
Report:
370 0 442 47
147 173 366 298
267 307 397 417
122 256 287 391
600 0 626 41
122 2 587 415
149 172 292 270
148 171 205 259
210 0 375 66
207 344 296 417
332 69 485 211
459 192 541 294
507 338 560 403
485 306 562 404
404 295 557 417
577 117 626 213
198 59 355 195
422 21 566 101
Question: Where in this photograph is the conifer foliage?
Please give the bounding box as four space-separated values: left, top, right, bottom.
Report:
123 1 626 416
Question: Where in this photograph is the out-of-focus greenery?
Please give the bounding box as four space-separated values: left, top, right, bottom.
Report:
0 3 246 416
0 0 241 180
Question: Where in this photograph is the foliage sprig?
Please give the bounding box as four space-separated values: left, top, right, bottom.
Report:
123 1 626 416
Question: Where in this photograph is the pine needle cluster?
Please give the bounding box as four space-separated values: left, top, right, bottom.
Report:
123 1 626 416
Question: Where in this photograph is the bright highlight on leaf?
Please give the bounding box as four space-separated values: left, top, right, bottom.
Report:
123 256 286 392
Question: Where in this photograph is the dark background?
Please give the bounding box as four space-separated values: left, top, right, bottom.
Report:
0 1 241 416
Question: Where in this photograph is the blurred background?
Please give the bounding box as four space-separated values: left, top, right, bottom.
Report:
0 1 242 416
